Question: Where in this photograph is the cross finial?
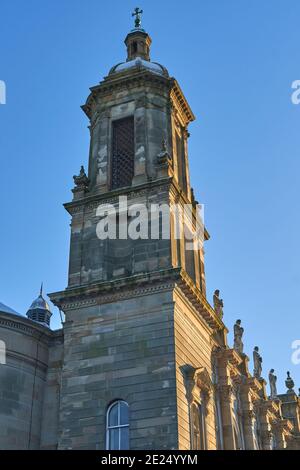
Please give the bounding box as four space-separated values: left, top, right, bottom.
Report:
132 7 143 29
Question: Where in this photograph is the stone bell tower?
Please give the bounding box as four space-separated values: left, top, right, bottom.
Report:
50 10 226 450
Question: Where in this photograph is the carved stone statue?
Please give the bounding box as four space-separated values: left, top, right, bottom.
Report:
253 346 263 379
269 369 277 399
213 290 224 319
73 165 90 191
233 319 244 354
157 138 171 165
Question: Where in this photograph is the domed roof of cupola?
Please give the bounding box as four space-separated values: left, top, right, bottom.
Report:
26 284 52 328
28 294 51 312
108 8 169 79
109 58 169 78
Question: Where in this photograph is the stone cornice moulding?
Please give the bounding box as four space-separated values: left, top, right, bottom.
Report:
170 78 195 126
259 399 282 422
64 176 210 242
244 376 263 395
49 268 180 311
273 418 294 434
0 313 59 343
178 268 226 332
82 71 171 119
59 282 175 311
215 348 243 368
64 178 172 216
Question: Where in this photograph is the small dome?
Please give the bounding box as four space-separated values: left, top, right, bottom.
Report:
109 58 169 78
28 294 51 312
26 285 52 328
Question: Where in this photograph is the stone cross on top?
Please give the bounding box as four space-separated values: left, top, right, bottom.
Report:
132 7 143 29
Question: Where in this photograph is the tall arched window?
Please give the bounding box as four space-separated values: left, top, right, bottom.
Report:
111 117 134 190
191 402 207 450
106 401 129 450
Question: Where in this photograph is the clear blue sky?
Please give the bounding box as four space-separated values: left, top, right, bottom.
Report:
0 0 299 394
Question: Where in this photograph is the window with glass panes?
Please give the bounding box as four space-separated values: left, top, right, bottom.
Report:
106 401 129 450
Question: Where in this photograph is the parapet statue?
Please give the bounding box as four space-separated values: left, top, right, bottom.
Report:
213 290 224 319
269 369 277 399
253 346 263 379
233 319 244 354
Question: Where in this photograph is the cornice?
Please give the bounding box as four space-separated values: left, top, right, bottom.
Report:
258 398 282 420
64 175 211 241
82 70 171 119
0 312 61 342
170 78 195 126
64 177 172 216
50 267 225 335
81 70 195 130
178 269 226 332
273 418 294 433
243 376 263 395
49 267 180 311
215 347 243 368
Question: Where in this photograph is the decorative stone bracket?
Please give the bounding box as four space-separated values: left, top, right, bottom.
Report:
180 364 213 408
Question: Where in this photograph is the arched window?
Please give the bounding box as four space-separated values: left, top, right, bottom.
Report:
111 117 135 190
191 402 207 450
106 401 129 450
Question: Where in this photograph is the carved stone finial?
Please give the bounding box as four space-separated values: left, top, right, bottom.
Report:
269 369 277 399
253 346 263 379
213 289 224 319
73 165 90 192
285 371 295 394
157 138 171 165
233 319 244 354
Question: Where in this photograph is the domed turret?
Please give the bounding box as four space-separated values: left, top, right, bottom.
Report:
108 8 169 78
26 284 52 327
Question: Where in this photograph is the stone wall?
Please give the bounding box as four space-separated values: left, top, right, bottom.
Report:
0 312 62 449
58 289 178 450
40 331 64 449
173 289 218 450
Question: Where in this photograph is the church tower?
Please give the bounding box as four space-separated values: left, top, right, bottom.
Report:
50 10 227 450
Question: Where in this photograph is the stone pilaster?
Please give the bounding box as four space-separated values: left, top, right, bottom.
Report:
218 384 235 449
95 113 109 192
133 98 147 185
